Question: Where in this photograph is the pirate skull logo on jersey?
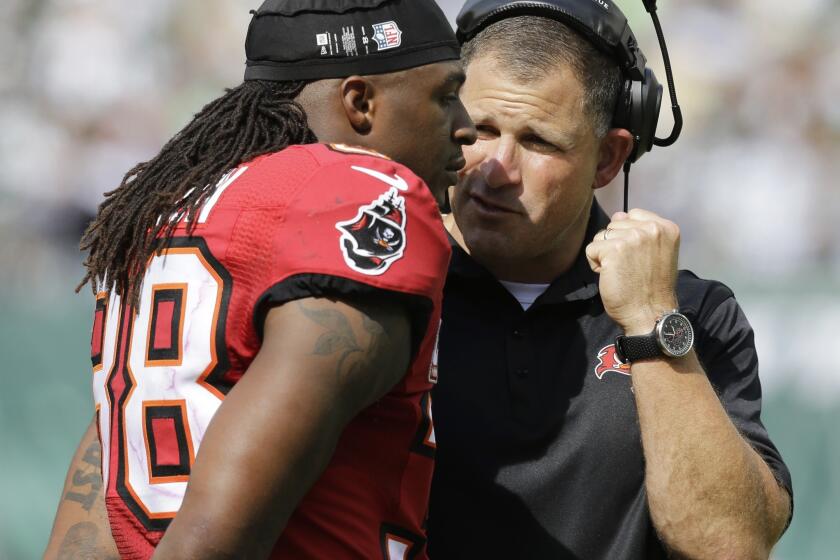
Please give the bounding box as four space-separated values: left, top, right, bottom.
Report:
336 187 407 275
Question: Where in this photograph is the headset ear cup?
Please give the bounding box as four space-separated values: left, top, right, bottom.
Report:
612 79 633 132
612 75 650 164
629 68 663 162
628 79 645 163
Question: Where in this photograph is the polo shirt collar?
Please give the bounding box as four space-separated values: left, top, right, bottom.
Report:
447 202 610 306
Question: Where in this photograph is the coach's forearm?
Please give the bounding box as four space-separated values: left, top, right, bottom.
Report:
631 352 789 559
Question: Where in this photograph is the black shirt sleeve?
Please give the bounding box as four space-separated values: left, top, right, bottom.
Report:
684 274 793 524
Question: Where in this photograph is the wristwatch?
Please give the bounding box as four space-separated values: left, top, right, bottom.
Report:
614 310 694 363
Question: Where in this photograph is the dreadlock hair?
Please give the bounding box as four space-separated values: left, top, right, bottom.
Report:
78 79 317 305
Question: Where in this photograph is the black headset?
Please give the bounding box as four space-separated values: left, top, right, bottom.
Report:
456 0 682 209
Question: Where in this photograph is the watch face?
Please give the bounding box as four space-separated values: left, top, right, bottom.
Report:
657 313 694 357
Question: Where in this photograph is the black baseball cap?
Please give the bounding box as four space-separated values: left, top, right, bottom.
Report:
245 0 461 81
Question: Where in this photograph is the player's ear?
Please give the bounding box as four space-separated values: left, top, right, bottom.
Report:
340 76 375 134
593 128 634 189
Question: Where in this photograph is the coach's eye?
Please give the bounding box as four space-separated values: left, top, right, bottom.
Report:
522 134 558 153
476 125 499 140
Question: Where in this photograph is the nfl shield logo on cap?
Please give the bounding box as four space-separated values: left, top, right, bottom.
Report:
372 21 402 50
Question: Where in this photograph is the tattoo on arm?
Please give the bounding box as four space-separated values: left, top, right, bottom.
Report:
361 313 386 337
63 439 102 511
57 522 118 560
295 299 397 390
50 431 118 560
296 301 364 376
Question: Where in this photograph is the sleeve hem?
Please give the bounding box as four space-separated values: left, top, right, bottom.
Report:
253 273 433 357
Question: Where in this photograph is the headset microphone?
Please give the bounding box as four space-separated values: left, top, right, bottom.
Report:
644 0 682 148
456 0 683 212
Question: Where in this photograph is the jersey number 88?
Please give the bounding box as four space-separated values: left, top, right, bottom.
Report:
92 239 232 530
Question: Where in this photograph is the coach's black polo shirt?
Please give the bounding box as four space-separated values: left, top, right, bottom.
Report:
428 204 792 559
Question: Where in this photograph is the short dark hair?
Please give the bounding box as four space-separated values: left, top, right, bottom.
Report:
461 15 621 137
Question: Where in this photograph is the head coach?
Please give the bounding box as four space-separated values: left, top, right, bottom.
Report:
428 1 792 558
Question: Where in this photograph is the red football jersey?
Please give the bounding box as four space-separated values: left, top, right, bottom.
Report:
89 144 449 559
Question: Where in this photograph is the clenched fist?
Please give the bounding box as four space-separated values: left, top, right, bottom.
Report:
585 209 680 335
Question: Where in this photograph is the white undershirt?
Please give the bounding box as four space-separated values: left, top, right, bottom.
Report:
498 280 551 311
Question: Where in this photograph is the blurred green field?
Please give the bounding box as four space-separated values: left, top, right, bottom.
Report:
1 291 838 559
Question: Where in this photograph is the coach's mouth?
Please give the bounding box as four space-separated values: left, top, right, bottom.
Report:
469 192 518 215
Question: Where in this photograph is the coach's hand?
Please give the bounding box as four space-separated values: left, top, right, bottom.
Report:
586 209 680 335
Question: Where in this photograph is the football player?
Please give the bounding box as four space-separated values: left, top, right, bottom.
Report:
44 1 475 559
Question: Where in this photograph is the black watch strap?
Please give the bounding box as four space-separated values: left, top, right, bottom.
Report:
615 333 660 363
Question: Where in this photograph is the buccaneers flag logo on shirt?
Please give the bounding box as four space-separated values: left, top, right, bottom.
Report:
336 187 407 275
594 343 632 380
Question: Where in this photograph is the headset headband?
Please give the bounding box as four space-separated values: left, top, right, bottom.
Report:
457 0 646 81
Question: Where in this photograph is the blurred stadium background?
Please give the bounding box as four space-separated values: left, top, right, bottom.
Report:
1 0 838 557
